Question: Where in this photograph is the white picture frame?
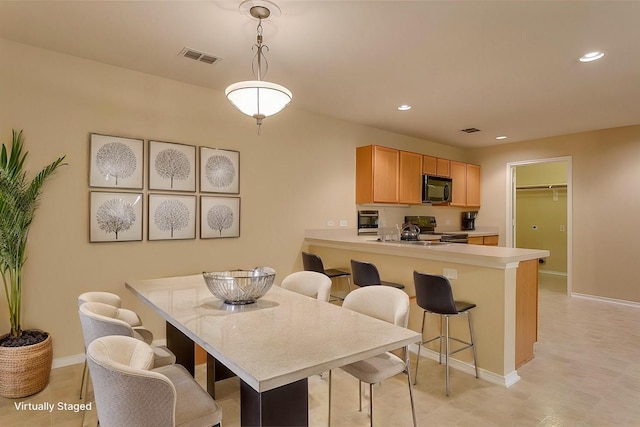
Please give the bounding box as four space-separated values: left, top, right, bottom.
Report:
199 147 240 194
90 191 143 242
200 196 240 239
148 194 197 241
89 133 144 189
148 140 196 192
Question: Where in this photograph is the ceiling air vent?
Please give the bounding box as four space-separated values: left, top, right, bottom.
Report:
179 47 221 65
461 127 481 133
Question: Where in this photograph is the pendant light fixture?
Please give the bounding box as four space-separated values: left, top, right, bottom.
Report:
225 0 292 134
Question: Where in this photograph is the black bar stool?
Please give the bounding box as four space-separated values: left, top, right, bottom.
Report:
350 259 405 289
413 271 478 396
302 252 352 299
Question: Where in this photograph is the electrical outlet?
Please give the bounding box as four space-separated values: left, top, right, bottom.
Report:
339 220 348 227
443 268 458 280
327 220 334 227
445 219 451 225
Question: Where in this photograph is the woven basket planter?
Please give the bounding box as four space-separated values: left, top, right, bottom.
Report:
0 332 53 398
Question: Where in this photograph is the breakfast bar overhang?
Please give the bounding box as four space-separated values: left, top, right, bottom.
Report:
304 229 550 387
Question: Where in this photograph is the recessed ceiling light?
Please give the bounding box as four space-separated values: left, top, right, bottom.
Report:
496 136 507 140
397 105 411 111
579 51 605 62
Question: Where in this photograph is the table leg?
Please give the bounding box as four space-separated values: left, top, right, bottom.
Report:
166 322 194 376
240 378 308 427
206 353 236 398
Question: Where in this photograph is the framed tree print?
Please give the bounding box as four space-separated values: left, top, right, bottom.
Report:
200 196 240 239
199 147 239 194
148 194 197 241
90 192 143 242
149 140 196 192
90 133 143 189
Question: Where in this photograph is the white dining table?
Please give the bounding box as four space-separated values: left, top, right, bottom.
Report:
126 274 421 427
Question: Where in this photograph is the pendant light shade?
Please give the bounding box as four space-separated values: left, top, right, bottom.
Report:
225 80 292 119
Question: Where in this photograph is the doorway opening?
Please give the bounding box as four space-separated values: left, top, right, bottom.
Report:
506 157 572 295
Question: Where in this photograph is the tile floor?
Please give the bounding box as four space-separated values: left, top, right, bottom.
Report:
2 273 640 426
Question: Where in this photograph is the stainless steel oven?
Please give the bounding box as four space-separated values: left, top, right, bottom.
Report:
357 210 379 235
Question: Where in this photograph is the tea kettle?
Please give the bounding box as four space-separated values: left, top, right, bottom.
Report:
400 223 420 241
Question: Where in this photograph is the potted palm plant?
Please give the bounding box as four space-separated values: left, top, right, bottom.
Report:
0 129 66 398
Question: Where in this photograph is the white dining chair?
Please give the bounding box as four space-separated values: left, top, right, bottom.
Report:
87 335 222 427
79 302 175 368
77 292 154 399
328 286 417 427
280 271 332 302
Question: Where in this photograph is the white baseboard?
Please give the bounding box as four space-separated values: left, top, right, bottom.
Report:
539 270 567 277
408 343 520 388
52 353 84 369
571 292 640 309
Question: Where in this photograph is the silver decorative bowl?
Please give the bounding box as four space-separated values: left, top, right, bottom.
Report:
202 268 276 305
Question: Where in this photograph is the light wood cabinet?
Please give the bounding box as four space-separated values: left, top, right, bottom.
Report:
450 161 467 206
451 161 481 207
468 236 484 245
356 145 478 206
423 155 437 175
469 235 499 246
437 158 450 177
398 151 423 204
483 235 498 246
356 145 399 204
466 163 481 207
516 259 539 367
423 155 450 177
356 146 423 205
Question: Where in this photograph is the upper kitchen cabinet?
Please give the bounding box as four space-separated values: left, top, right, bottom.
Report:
356 145 399 204
356 145 422 204
467 163 481 206
398 150 423 204
451 161 481 207
423 155 451 177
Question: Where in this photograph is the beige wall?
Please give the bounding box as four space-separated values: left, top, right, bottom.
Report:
470 125 640 302
0 39 466 361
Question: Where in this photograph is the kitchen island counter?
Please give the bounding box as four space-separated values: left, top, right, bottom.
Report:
304 229 549 387
306 229 547 268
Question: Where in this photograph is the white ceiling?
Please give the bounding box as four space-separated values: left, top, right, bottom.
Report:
1 1 639 148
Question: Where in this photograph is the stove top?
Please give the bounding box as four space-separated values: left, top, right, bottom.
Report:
404 216 468 240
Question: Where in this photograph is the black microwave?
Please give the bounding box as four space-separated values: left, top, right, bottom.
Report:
422 175 452 203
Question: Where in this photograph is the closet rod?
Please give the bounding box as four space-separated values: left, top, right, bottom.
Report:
516 184 567 190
